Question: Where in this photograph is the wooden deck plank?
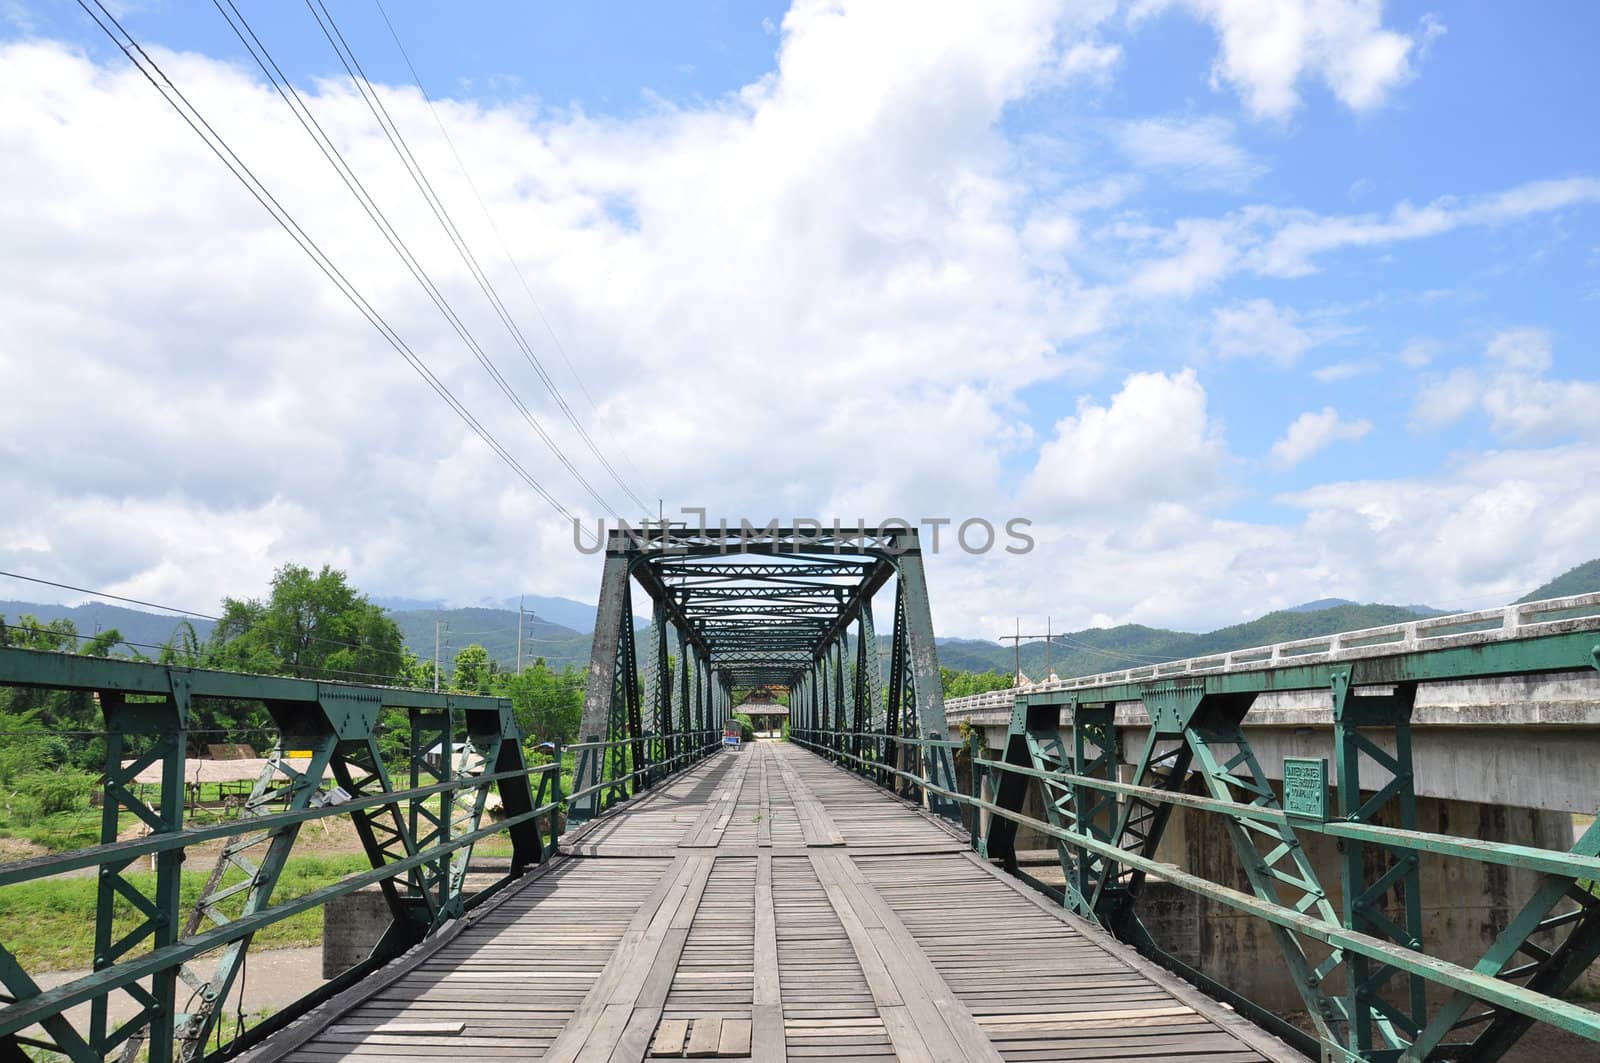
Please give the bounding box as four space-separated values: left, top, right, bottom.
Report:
266 743 1298 1063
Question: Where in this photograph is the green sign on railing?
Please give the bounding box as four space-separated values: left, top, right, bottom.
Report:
1282 756 1328 821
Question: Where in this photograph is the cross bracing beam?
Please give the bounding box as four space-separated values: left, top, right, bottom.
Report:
575 523 954 827
0 646 696 1063
924 591 1600 1063
659 562 871 581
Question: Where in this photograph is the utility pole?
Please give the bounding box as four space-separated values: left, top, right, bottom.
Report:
433 618 442 693
517 595 524 675
997 621 1061 686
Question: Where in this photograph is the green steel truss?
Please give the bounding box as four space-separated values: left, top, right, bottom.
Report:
574 524 957 819
967 599 1600 1062
7 540 1595 1063
0 645 714 1063
789 592 1599 1061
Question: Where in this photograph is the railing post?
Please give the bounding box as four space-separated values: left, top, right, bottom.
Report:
550 739 564 853
1332 670 1426 1056
966 731 985 855
568 736 600 823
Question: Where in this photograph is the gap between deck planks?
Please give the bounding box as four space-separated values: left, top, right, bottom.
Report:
257 743 1295 1063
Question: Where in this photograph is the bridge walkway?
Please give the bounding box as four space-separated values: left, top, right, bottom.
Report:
255 742 1294 1063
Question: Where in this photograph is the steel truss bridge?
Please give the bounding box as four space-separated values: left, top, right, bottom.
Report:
0 527 1594 1063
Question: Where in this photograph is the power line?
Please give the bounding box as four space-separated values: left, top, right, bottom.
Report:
0 570 219 621
313 0 652 517
71 0 600 549
0 569 453 669
369 0 655 510
207 0 619 520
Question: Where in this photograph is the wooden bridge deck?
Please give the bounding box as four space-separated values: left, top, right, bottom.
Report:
256 743 1296 1063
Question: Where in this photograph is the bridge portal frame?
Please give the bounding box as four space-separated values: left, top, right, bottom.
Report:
570 524 959 819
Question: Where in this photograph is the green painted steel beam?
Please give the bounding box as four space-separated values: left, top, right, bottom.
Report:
0 646 510 711
1013 628 1598 707
863 758 1600 1047
0 804 554 1040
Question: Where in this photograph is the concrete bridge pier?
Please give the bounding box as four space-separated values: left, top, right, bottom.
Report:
1141 788 1593 1011
955 670 1600 1014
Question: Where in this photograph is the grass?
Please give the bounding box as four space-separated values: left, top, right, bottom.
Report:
0 743 658 974
0 791 298 855
0 853 372 972
0 806 114 851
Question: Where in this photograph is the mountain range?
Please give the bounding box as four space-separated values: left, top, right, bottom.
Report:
3 558 1596 680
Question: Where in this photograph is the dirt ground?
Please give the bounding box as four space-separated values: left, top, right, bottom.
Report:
29 947 326 1038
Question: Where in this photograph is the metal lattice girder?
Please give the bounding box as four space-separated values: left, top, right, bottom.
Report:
1178 687 1353 1048
91 687 187 1063
0 647 543 1063
573 553 632 818
1331 673 1428 1056
572 524 955 823
1404 817 1600 1062
1009 698 1120 920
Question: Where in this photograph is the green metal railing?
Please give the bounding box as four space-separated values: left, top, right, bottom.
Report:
793 682 1600 1063
0 647 724 1063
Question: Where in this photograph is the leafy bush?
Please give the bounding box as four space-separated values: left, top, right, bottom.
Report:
8 769 96 825
732 713 755 741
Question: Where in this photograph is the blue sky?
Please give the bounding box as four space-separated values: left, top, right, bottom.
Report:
2 1 1597 634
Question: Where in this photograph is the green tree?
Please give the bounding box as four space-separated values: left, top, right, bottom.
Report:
503 659 583 742
0 615 120 770
207 563 404 681
397 646 438 690
940 666 1014 699
452 644 492 694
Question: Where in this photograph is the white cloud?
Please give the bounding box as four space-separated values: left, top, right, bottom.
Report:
1276 445 1600 603
1114 114 1264 190
1101 177 1600 296
1311 359 1377 382
1411 369 1481 430
1209 298 1316 365
0 8 1116 610
2 8 1597 647
1397 337 1438 368
1269 406 1372 468
1059 40 1123 84
1122 217 1241 296
1247 178 1600 277
1410 328 1600 441
1484 326 1552 373
1021 369 1227 510
964 441 1600 635
1134 0 1428 120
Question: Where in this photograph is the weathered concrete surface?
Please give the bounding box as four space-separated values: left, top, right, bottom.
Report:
321 886 390 979
951 671 1600 1011
322 866 515 978
1145 793 1593 1010
958 669 1600 812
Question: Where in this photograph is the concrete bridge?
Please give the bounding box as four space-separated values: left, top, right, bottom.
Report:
0 529 1595 1063
943 595 1600 1019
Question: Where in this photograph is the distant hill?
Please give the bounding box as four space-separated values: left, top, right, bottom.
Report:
1285 597 1356 612
938 559 1597 681
1286 598 1439 615
1517 559 1600 603
5 555 1593 680
938 602 1493 681
388 607 592 673
0 599 211 654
